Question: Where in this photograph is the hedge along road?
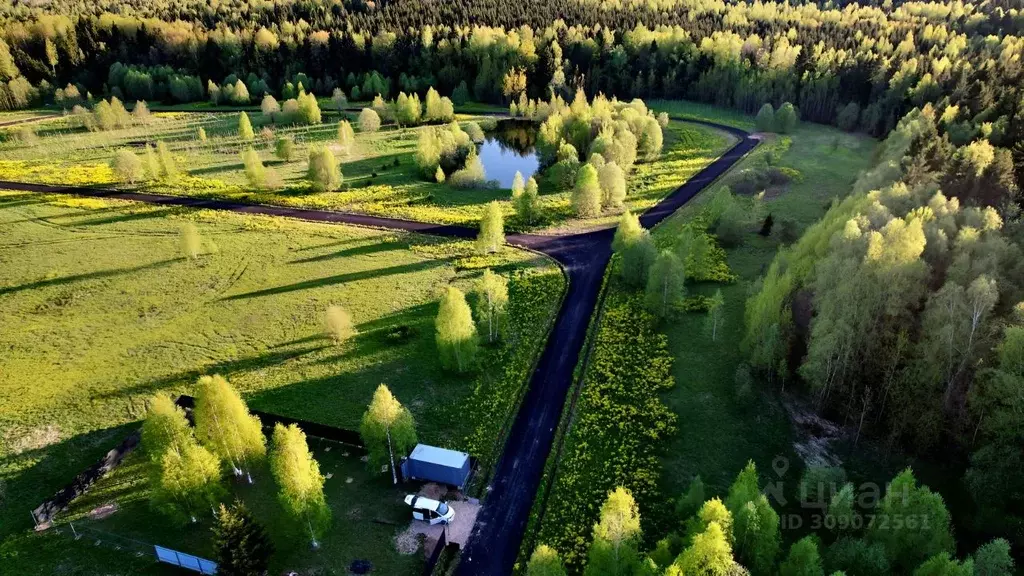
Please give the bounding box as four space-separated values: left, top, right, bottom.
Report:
0 117 755 576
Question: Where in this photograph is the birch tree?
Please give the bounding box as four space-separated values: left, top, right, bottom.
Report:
359 384 417 484
705 288 726 341
645 250 686 318
435 286 479 372
194 375 266 483
154 441 224 523
584 487 642 576
270 423 330 548
238 112 254 140
474 269 509 343
337 120 356 156
528 545 568 576
476 201 505 254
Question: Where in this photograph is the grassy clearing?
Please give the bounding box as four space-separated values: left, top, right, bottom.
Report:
0 191 564 573
0 112 730 232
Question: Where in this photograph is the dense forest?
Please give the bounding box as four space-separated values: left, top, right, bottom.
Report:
0 0 1021 177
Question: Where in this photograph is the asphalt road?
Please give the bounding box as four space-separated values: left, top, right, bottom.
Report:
0 116 755 575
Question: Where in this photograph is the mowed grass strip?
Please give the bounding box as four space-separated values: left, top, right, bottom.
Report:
0 191 562 545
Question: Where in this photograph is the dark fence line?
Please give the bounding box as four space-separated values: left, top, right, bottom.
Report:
174 395 367 452
31 430 141 526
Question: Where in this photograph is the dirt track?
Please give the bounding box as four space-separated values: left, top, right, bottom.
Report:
0 116 755 576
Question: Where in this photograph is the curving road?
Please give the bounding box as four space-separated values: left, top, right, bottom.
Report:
0 117 755 576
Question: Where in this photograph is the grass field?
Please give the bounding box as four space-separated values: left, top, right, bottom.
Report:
0 109 731 232
0 190 564 574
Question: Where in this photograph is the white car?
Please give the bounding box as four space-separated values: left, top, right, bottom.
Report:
404 494 455 525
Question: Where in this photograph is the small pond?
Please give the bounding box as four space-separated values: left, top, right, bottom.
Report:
477 119 540 188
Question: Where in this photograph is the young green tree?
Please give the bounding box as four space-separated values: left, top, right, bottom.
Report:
307 146 341 192
395 92 422 126
133 100 150 124
676 475 706 522
157 141 178 179
180 222 202 259
295 91 322 125
111 149 144 183
452 81 470 106
598 161 626 208
734 495 781 575
153 440 224 523
325 305 356 343
684 498 734 544
435 286 479 372
867 469 954 573
779 536 825 576
143 144 160 180
337 120 356 156
622 234 656 288
241 147 266 188
514 175 542 224
476 200 505 254
645 250 686 318
584 487 642 576
435 166 446 183
359 384 417 484
912 553 973 576
141 393 193 463
270 423 330 548
776 102 799 133
260 94 280 121
705 288 725 341
238 112 255 140
331 88 347 112
528 545 567 576
474 269 509 343
275 136 295 161
194 374 266 483
756 103 776 132
358 107 381 132
573 163 603 217
197 127 207 143
971 539 1013 576
674 522 735 576
213 501 274 576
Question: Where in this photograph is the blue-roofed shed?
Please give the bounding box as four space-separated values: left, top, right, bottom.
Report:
400 444 471 489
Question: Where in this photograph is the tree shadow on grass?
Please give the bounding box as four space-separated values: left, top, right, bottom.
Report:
0 194 45 209
188 162 245 177
289 239 406 264
221 258 450 301
90 343 334 403
65 206 188 227
0 258 179 296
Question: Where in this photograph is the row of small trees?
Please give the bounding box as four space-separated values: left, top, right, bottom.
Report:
610 211 726 328
433 268 509 373
141 376 329 547
755 102 800 134
527 463 1015 576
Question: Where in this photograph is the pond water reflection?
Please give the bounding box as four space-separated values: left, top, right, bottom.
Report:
477 120 540 188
